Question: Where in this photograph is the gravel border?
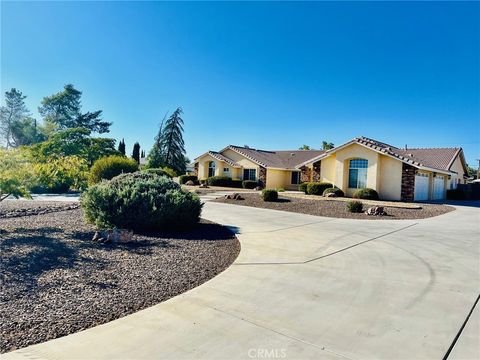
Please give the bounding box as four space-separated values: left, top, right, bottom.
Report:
0 202 240 353
213 193 454 220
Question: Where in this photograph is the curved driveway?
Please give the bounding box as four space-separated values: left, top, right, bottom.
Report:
4 200 480 359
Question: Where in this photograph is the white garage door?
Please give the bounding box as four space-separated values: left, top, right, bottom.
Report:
414 173 429 201
433 176 445 200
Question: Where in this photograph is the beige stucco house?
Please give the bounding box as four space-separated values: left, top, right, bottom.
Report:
194 137 468 201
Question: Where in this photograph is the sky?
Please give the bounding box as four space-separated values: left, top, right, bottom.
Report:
1 1 479 167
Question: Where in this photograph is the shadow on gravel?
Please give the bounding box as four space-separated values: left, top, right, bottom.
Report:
137 222 237 242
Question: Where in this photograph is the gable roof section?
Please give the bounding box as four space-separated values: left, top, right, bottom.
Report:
224 145 325 169
296 136 464 174
194 151 241 167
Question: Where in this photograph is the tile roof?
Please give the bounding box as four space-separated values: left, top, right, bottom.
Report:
355 137 462 172
227 145 325 169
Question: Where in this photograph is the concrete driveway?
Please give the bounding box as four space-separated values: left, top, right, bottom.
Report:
4 201 479 359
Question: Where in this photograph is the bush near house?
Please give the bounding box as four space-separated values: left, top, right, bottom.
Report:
353 188 379 200
179 175 198 184
306 182 333 196
81 172 202 231
261 189 278 202
207 176 233 187
347 200 363 213
242 180 259 189
323 187 345 197
231 179 243 188
446 189 466 200
298 183 309 193
89 155 138 185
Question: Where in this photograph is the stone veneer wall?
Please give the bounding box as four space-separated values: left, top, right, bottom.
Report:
312 161 321 182
400 163 416 202
300 166 311 183
258 166 267 188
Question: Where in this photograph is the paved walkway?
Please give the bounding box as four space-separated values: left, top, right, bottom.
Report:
4 199 479 359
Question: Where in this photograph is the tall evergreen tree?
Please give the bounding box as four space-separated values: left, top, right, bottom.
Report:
132 142 140 163
148 113 167 168
0 88 30 148
38 84 111 133
118 138 126 156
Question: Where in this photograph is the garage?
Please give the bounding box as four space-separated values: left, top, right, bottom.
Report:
414 173 429 201
433 175 446 200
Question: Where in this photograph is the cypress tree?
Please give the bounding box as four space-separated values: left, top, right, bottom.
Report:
132 142 140 163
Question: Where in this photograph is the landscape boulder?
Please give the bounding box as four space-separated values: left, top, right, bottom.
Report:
199 183 209 188
365 206 386 216
324 192 337 198
92 229 134 244
225 193 244 200
185 180 195 186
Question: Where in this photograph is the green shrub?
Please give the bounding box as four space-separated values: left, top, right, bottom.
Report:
298 183 309 193
33 156 88 193
89 155 138 185
323 187 345 197
207 176 232 187
446 189 466 200
353 188 379 200
347 200 363 213
144 168 172 178
81 172 202 231
277 188 285 192
161 167 177 178
306 182 333 196
242 180 259 189
261 189 278 202
231 179 243 188
179 175 198 184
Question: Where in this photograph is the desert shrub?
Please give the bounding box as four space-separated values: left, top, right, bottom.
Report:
446 189 466 200
207 176 232 187
179 175 198 184
298 182 309 193
353 188 379 200
231 179 243 188
81 172 202 231
242 180 259 189
347 200 363 213
32 156 88 193
89 155 138 185
306 182 333 196
261 189 278 202
323 187 345 197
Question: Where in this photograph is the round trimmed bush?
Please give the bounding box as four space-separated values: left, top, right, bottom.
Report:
347 200 363 213
353 188 379 200
298 183 309 193
261 189 278 202
306 182 333 196
81 172 203 231
207 176 232 187
89 156 138 185
242 180 259 189
323 187 345 197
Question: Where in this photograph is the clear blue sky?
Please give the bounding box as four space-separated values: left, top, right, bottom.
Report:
1 1 479 167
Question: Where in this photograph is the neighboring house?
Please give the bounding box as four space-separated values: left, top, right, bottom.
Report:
194 137 468 201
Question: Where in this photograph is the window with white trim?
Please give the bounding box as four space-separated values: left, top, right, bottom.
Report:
243 168 256 181
348 158 368 188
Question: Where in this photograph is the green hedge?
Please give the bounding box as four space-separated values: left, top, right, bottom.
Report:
179 175 198 184
347 200 363 213
207 176 232 187
81 172 202 231
298 183 309 193
89 156 139 185
306 182 333 196
323 187 345 197
243 180 259 189
261 189 278 202
353 188 379 200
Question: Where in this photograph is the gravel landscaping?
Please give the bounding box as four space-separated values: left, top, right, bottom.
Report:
213 193 454 220
0 201 240 353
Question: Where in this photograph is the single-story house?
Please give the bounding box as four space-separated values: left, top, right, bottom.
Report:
194 137 468 201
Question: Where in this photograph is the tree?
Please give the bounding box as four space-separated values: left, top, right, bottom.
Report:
0 148 33 201
148 108 186 174
141 150 145 158
10 117 46 146
132 142 140 163
0 88 31 148
148 113 167 168
322 141 334 150
38 84 111 133
299 145 311 150
118 138 126 156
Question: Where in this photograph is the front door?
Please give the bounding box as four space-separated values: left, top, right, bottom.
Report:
208 161 216 177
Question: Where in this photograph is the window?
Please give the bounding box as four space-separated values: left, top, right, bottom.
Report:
243 168 256 181
348 159 368 188
291 171 300 184
208 161 216 177
224 167 229 172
